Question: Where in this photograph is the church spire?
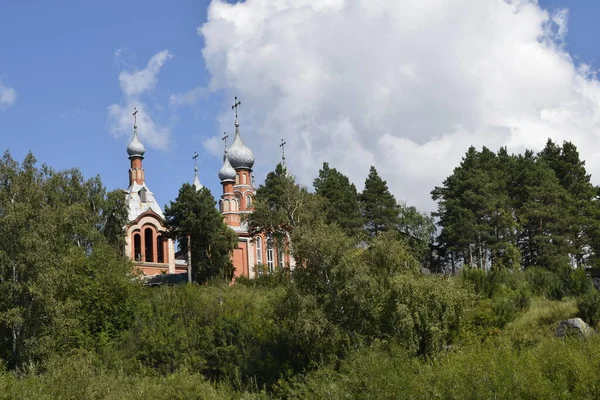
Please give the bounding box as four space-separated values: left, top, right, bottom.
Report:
280 138 287 168
127 107 146 158
127 108 146 186
192 151 203 191
227 96 255 170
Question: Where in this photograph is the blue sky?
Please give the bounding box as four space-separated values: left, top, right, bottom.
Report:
2 0 600 211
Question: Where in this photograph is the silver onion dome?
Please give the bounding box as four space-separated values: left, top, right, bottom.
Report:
218 152 236 182
127 127 146 157
193 165 203 190
227 120 255 169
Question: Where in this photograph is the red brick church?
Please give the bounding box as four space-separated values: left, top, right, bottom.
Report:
123 106 293 280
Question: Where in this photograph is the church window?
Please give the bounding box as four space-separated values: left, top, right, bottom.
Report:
278 245 284 268
157 235 164 263
133 233 142 262
267 236 274 273
236 195 241 210
223 200 230 212
256 236 263 265
242 174 247 185
139 187 147 203
235 174 239 185
246 195 252 208
144 228 154 262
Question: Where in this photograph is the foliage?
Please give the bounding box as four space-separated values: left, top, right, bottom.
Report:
0 151 137 369
397 202 436 263
164 184 238 283
432 141 600 273
313 162 364 238
360 166 399 237
577 289 600 327
248 163 323 237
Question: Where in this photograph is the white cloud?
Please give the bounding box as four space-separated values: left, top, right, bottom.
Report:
169 86 208 107
0 80 16 107
108 50 173 150
199 0 600 211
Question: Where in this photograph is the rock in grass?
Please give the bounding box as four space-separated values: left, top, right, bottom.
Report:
555 318 594 338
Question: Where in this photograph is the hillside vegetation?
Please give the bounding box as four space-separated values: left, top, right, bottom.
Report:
1 141 600 399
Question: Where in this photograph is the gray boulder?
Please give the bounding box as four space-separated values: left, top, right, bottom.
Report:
555 318 594 338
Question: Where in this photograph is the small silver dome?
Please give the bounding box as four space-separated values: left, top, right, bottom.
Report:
127 127 146 157
218 152 236 182
193 165 203 190
227 120 254 169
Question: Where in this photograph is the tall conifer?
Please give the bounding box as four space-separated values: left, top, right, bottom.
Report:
313 162 364 237
164 184 237 283
360 166 399 237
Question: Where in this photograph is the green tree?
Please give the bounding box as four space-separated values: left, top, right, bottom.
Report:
248 163 323 236
164 184 237 283
313 162 364 237
539 139 599 268
360 166 399 237
101 189 128 253
397 203 436 264
0 151 136 368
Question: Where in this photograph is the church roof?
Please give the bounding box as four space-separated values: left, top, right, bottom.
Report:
218 151 237 182
127 126 146 157
193 165 203 190
227 120 255 170
124 181 164 222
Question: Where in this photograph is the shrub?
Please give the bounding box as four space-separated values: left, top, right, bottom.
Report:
577 289 600 327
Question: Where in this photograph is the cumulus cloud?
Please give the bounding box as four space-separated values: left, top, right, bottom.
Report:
199 0 600 211
0 80 16 107
108 50 173 150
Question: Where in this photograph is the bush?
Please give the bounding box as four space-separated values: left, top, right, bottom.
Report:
577 290 600 327
525 267 564 300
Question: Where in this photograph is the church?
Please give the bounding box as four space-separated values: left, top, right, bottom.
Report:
122 104 293 280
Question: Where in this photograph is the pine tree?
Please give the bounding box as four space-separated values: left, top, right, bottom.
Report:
313 162 364 237
164 184 237 283
539 139 599 268
360 166 399 237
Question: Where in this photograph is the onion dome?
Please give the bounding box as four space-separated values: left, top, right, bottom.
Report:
127 126 146 157
218 151 236 182
193 165 203 190
227 120 255 169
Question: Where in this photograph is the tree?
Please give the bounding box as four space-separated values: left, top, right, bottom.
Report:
101 189 128 253
539 139 599 268
164 184 237 283
248 163 323 236
432 146 518 271
0 151 137 368
397 203 436 264
313 162 364 237
360 166 399 237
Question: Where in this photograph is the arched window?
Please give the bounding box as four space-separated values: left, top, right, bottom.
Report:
236 195 241 210
157 235 164 263
224 200 230 212
256 236 263 265
133 233 141 262
144 228 154 262
242 174 247 185
235 174 239 185
246 195 252 208
267 236 274 273
278 245 284 268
